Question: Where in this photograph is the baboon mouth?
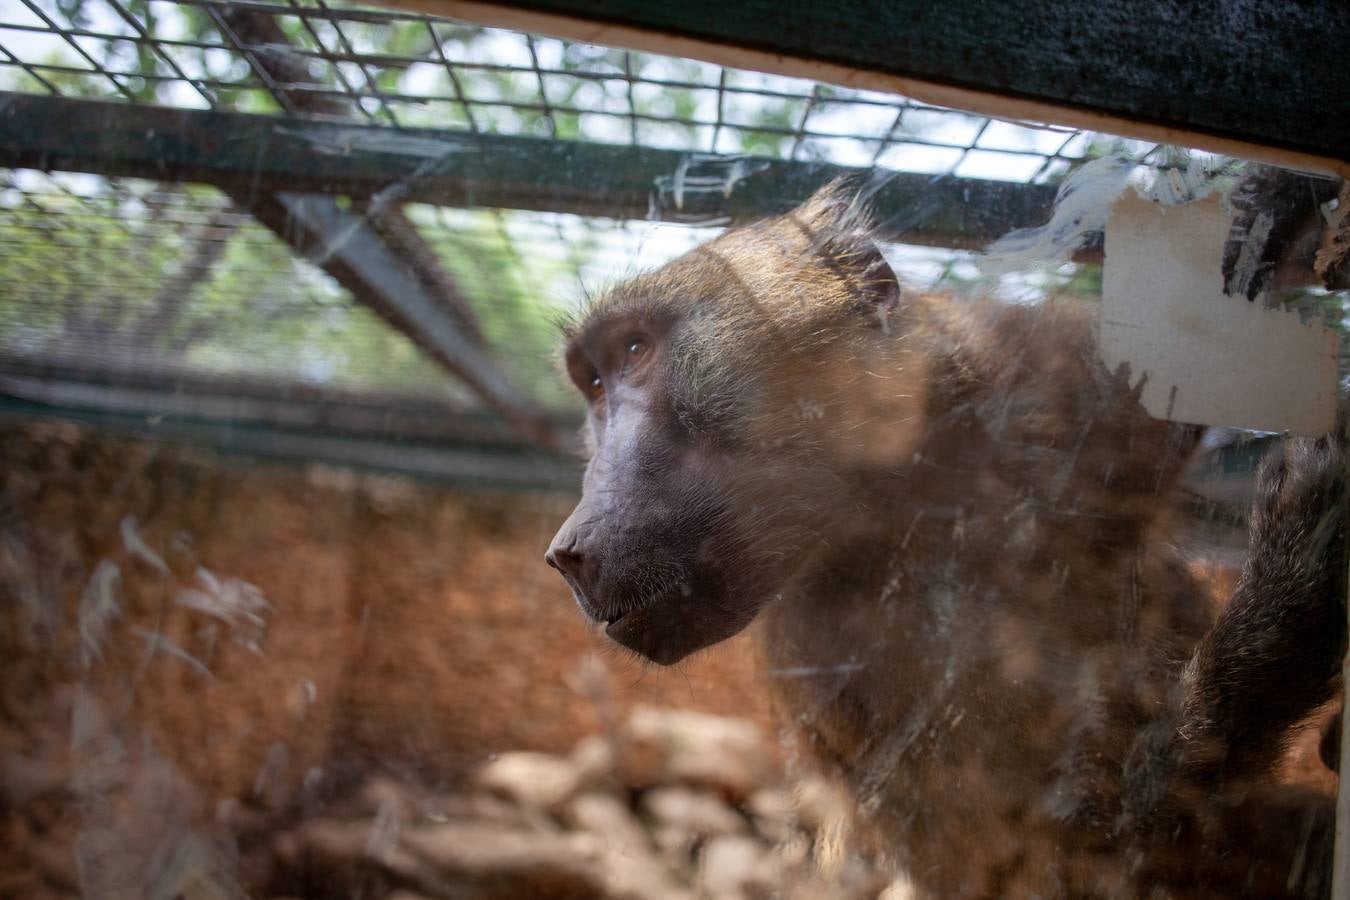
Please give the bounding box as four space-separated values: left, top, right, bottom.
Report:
601 590 756 666
602 602 648 637
565 582 622 628
604 604 687 665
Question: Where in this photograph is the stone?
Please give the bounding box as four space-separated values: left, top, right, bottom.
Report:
399 822 604 887
624 707 770 797
745 787 796 843
569 794 696 900
650 824 697 864
570 734 617 787
422 792 527 827
698 834 777 899
279 818 612 899
475 752 582 812
566 793 651 853
641 787 747 837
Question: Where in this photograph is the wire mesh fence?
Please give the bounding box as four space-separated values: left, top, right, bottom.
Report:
0 0 1144 177
0 0 1164 423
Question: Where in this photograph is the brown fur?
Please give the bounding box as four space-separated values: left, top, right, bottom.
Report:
548 184 1346 898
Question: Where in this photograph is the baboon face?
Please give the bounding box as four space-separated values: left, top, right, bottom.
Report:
547 185 915 664
546 311 755 665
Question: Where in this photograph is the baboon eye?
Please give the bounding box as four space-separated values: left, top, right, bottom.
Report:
588 374 604 398
623 337 650 374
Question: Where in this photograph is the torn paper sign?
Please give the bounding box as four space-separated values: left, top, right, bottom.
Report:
1100 192 1338 435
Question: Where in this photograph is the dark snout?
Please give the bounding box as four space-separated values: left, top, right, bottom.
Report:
545 496 757 667
543 543 586 584
545 513 610 624
543 404 760 665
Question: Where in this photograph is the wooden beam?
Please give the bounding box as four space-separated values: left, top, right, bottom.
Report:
0 91 1057 250
412 0 1350 178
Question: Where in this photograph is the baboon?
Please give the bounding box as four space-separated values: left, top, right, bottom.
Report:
546 183 1348 898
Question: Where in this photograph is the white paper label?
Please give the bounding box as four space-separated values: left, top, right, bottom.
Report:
1100 192 1338 435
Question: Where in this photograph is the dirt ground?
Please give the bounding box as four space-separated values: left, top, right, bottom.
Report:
0 423 782 896
0 423 1336 899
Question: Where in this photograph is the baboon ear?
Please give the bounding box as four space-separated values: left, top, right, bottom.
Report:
838 231 901 314
795 181 901 313
795 179 868 234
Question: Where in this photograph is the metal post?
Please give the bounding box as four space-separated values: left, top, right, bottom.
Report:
1330 413 1350 899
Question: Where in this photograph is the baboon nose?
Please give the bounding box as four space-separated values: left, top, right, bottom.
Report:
545 545 585 580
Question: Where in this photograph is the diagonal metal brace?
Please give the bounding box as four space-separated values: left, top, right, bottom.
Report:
240 190 567 448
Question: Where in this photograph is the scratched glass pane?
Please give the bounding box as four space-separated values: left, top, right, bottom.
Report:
0 1 1346 899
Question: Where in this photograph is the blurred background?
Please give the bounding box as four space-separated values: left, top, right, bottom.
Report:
0 1 1345 897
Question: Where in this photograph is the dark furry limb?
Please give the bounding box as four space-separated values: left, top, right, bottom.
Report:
1179 417 1348 784
1111 415 1348 898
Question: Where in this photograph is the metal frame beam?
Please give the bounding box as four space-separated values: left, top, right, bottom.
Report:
0 357 581 491
0 94 562 445
239 190 565 446
0 400 580 491
213 6 489 348
0 352 574 442
0 91 1058 250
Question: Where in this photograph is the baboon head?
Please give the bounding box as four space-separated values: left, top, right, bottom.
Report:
546 184 926 664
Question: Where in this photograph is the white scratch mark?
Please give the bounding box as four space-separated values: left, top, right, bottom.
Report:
764 663 865 678
1224 208 1274 301
79 560 122 668
120 515 169 575
980 156 1136 276
365 796 403 863
274 125 476 160
175 567 270 652
129 626 214 680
